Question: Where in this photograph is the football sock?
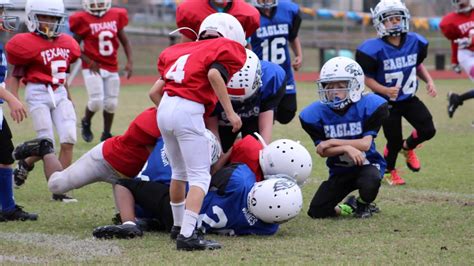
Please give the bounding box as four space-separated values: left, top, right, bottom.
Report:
460 89 474 102
0 167 15 212
170 201 185 227
180 210 198 238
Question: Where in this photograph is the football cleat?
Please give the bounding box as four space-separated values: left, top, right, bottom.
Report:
93 223 143 239
52 194 78 203
170 225 181 240
401 149 421 172
354 200 372 219
13 160 34 188
384 169 406 186
176 231 221 251
0 205 38 222
12 138 54 160
81 118 94 142
100 132 113 142
447 92 462 118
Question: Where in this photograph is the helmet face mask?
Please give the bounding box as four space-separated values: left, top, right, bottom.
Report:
371 0 410 37
26 0 67 38
83 0 112 17
451 0 473 13
252 0 278 9
317 57 365 110
227 49 262 102
0 1 19 32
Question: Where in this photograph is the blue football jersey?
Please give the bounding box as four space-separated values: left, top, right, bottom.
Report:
135 137 172 185
250 1 300 94
356 32 429 102
0 44 7 104
197 164 279 236
214 60 286 126
299 94 388 177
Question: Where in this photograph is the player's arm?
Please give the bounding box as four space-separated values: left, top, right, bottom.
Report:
118 29 133 79
289 12 303 71
74 33 100 75
208 67 242 133
258 110 273 144
149 78 165 106
8 65 24 100
416 63 436 97
0 85 27 123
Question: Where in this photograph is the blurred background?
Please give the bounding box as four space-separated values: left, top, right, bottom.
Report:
5 0 455 75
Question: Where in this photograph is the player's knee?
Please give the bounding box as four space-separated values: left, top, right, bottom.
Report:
307 206 334 219
103 98 118 113
469 65 474 80
59 124 77 145
48 172 69 194
188 175 211 195
423 127 436 141
88 99 103 112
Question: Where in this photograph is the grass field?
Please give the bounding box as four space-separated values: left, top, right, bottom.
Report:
1 79 473 264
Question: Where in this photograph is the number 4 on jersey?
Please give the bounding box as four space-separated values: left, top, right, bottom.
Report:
165 54 190 84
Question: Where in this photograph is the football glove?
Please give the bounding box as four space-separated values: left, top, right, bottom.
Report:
455 37 472 49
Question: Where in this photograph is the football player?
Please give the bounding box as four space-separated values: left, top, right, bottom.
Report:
6 0 81 202
207 48 287 152
355 0 437 185
92 138 302 240
70 0 133 142
0 0 37 222
440 0 474 118
300 57 389 219
250 0 303 124
151 13 246 251
175 0 260 44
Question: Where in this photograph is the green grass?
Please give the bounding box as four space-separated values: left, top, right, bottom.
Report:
1 79 473 264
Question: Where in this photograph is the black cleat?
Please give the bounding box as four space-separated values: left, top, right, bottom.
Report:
100 132 113 142
52 194 78 203
13 160 34 188
170 225 181 240
368 202 380 213
81 118 94 142
12 138 54 160
354 200 373 219
0 205 38 222
447 92 462 118
93 223 143 239
176 231 221 251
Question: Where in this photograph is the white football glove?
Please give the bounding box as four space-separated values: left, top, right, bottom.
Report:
455 37 472 49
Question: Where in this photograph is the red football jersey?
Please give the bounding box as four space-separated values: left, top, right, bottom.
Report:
440 10 474 64
157 38 246 116
69 8 128 72
103 107 161 177
176 0 260 40
230 135 264 181
6 33 81 89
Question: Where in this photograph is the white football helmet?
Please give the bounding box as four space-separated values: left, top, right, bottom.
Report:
0 0 19 32
252 0 278 9
247 177 302 224
82 0 111 17
198 13 246 46
204 129 222 165
227 49 262 102
371 0 410 37
259 138 313 186
451 0 473 13
317 56 365 110
25 0 67 38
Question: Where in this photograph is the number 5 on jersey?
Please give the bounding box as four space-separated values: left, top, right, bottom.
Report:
165 54 190 84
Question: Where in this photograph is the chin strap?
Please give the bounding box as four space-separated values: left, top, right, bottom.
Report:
169 27 198 40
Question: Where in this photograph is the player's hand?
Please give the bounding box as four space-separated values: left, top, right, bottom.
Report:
455 37 472 49
344 146 365 166
227 111 242 133
124 61 133 79
292 56 302 71
89 60 101 75
426 82 437 97
7 97 27 123
385 86 400 100
316 140 334 156
451 64 462 74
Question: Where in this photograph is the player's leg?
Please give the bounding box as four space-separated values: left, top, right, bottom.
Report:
402 96 436 172
102 71 120 141
382 102 405 185
354 165 382 218
448 89 474 118
82 69 105 142
0 118 37 221
275 93 297 124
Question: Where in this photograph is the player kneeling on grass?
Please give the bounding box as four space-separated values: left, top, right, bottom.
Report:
11 107 162 199
299 57 389 219
6 0 81 202
92 137 302 241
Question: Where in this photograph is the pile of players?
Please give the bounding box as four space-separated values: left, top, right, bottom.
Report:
0 0 472 252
